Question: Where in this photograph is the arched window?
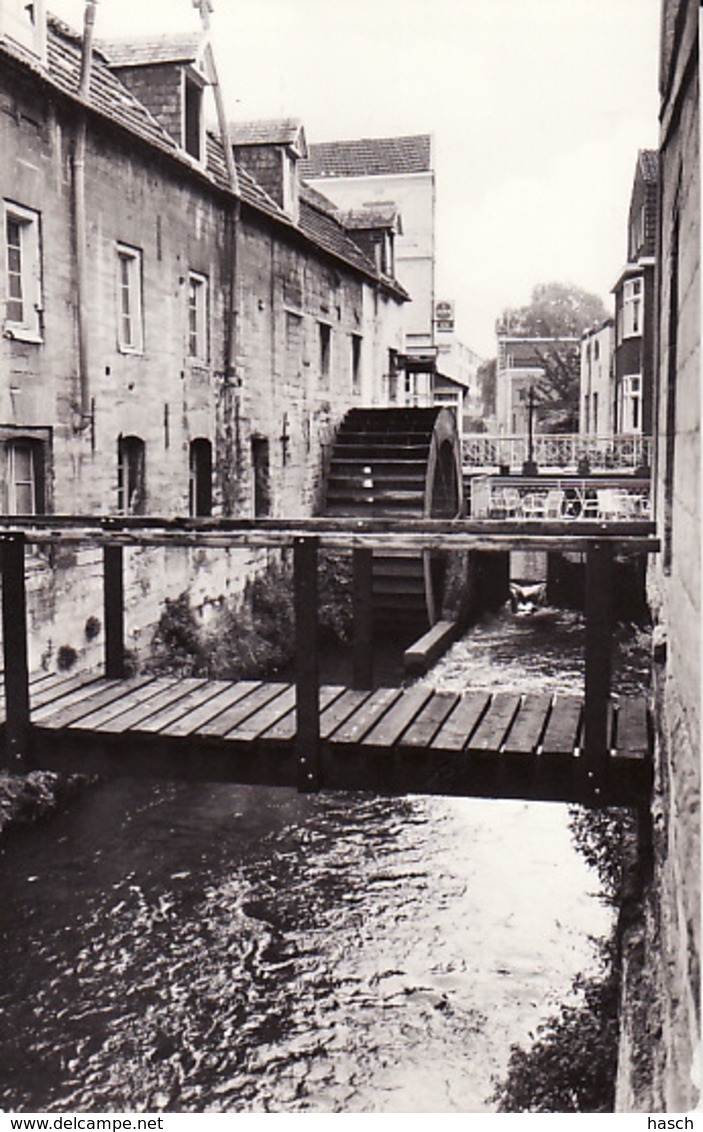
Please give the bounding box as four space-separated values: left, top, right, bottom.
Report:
189 438 212 517
117 435 145 515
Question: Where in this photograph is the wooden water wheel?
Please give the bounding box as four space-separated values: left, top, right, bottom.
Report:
323 406 464 630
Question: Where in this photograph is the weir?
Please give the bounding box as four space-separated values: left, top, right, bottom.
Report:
0 516 658 810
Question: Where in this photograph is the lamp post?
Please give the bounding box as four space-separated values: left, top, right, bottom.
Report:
523 384 539 476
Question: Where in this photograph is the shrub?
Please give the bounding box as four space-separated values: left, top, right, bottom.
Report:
491 808 636 1112
494 939 619 1112
150 592 204 675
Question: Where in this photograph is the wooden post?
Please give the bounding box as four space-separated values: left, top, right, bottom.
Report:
294 535 320 791
584 540 613 791
2 534 30 770
352 547 373 690
103 544 125 678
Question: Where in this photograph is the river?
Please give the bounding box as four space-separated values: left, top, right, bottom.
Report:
0 604 648 1113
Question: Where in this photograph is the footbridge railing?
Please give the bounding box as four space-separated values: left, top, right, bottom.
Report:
0 515 659 807
463 434 652 473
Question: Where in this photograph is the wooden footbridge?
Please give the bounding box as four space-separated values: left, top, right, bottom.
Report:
0 516 658 809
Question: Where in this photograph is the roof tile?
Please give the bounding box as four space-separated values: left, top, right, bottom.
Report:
97 33 203 68
300 135 432 179
0 19 405 296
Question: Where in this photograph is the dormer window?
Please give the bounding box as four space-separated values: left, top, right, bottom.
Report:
184 69 205 161
0 0 46 61
282 151 297 218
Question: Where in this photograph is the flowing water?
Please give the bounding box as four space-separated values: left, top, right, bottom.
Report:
0 605 649 1113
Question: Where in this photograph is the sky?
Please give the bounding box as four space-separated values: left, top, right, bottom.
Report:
49 0 661 357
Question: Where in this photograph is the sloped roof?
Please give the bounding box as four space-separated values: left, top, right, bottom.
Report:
299 180 340 216
0 18 406 297
342 204 401 232
639 149 659 183
300 135 432 179
97 33 203 68
229 117 306 154
45 17 183 157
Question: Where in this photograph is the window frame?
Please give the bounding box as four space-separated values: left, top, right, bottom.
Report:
6 437 46 515
251 436 271 518
621 374 642 434
189 437 213 517
117 434 146 515
318 321 331 386
351 333 362 391
116 243 144 354
187 270 209 362
3 200 43 343
622 277 643 339
183 68 205 163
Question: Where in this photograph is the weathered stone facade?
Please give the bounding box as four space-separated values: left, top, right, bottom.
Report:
0 10 406 671
616 0 700 1112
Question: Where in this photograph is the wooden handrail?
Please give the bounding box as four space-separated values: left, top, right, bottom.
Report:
0 520 659 799
0 515 658 556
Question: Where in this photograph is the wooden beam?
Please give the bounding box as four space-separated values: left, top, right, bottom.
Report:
294 535 320 791
584 541 613 795
352 547 374 689
1 533 29 770
103 544 125 679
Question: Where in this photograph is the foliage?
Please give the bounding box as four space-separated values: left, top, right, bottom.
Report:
148 551 354 680
57 644 78 671
491 807 636 1112
493 939 620 1112
496 282 610 432
318 551 354 644
497 282 609 339
204 557 295 680
569 806 636 904
150 591 204 675
476 357 497 419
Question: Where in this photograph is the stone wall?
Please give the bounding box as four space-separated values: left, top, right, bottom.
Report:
616 1 700 1111
0 48 404 673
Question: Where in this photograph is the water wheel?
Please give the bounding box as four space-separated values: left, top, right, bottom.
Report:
323 406 464 631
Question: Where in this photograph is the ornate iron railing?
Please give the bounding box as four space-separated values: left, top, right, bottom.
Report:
462 434 652 471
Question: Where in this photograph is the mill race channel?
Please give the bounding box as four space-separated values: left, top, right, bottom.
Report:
0 602 649 1113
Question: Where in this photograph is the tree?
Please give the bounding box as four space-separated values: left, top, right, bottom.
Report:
497 282 609 339
497 283 610 432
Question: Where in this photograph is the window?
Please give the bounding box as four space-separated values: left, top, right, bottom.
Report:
351 334 362 391
184 73 204 161
592 392 599 434
116 244 143 353
622 277 643 338
251 437 270 517
387 348 398 403
6 439 45 514
282 152 297 216
318 322 331 385
621 375 642 433
189 438 212 517
117 435 145 515
187 272 208 361
285 310 303 379
3 202 42 341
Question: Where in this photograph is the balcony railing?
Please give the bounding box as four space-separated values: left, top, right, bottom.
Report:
463 434 652 472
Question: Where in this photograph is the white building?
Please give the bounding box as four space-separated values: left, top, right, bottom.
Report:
579 319 615 435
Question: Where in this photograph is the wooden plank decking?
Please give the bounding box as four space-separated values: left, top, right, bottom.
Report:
5 670 652 807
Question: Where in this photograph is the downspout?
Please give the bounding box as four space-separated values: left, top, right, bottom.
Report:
197 3 241 506
72 0 98 433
